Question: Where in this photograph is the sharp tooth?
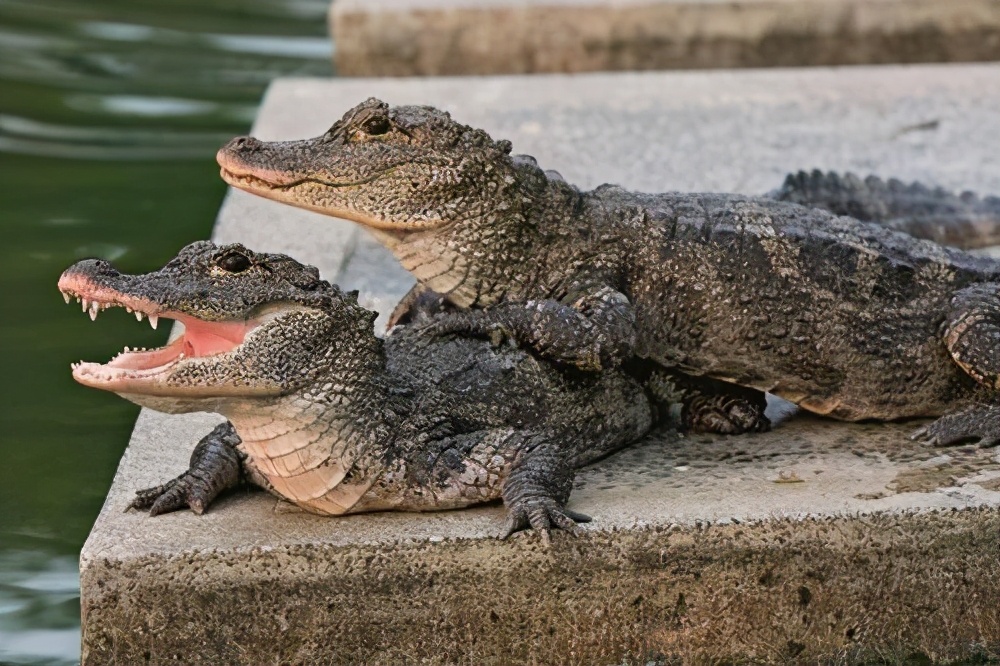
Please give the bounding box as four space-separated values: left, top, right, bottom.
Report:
149 314 158 330
82 298 89 312
135 311 144 322
124 346 131 353
88 302 99 321
62 292 71 304
125 306 133 314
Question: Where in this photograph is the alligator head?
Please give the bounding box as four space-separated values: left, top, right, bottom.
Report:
59 240 379 412
216 97 532 232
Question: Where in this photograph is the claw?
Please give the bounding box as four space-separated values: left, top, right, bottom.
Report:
562 508 592 524
499 499 591 541
131 475 211 516
527 509 552 534
499 510 529 540
549 512 577 531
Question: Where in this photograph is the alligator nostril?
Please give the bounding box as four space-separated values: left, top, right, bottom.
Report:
226 136 261 152
93 259 120 276
230 136 263 151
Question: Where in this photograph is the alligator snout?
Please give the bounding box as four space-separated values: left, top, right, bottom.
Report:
216 135 307 189
222 136 263 153
62 258 120 281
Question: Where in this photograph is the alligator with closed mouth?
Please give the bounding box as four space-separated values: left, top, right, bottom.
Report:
215 98 1000 445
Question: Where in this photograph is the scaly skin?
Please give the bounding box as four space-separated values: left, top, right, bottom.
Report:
771 169 1000 250
215 98 1000 442
128 421 244 516
60 241 668 539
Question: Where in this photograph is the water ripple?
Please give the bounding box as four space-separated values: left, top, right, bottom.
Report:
0 553 79 665
0 0 331 159
1 1 333 663
0 113 240 159
0 629 81 665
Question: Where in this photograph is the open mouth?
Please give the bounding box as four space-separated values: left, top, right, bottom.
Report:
58 272 258 391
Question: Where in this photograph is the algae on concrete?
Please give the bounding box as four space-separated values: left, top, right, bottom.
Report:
82 64 1000 664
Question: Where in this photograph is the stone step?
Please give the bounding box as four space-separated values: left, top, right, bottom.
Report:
331 0 1000 76
81 63 1000 664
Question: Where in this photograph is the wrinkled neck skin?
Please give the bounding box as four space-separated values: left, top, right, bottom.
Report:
230 331 400 515
128 330 402 516
225 381 393 515
370 166 583 307
230 345 401 514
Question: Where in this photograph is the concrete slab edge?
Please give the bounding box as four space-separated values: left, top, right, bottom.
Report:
82 508 1000 664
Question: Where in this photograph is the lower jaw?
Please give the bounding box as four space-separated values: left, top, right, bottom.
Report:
112 390 211 415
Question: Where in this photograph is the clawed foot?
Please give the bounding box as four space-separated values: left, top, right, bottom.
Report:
911 405 1000 447
684 396 771 435
127 421 243 516
128 472 215 516
500 497 591 544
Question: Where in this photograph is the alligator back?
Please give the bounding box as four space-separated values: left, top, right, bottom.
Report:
590 189 999 420
385 326 654 467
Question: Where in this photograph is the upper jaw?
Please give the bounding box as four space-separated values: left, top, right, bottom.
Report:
215 137 348 190
58 271 264 396
216 165 445 233
215 137 305 188
217 161 299 192
58 271 165 327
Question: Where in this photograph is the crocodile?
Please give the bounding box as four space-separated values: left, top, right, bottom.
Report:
215 98 1000 445
59 240 679 538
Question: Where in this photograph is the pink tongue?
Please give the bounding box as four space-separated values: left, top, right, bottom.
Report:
184 330 241 356
180 318 251 356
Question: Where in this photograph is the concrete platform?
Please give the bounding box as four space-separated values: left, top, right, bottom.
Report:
81 64 1000 664
331 0 1000 77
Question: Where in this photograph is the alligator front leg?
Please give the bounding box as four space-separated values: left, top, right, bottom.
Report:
129 421 245 515
500 432 589 543
419 286 636 371
913 283 1000 447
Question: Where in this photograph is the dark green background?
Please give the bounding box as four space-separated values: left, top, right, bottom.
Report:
0 1 332 662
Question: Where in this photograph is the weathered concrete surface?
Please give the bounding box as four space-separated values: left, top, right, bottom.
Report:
331 0 1000 77
82 64 1000 664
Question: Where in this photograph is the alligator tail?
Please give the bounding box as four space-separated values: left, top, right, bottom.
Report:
769 170 1000 250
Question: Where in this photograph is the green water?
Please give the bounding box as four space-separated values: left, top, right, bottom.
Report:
0 1 332 662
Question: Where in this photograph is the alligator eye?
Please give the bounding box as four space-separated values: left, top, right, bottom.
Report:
361 115 390 136
217 252 251 273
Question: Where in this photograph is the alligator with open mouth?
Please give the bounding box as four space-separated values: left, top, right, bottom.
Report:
59 241 686 538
